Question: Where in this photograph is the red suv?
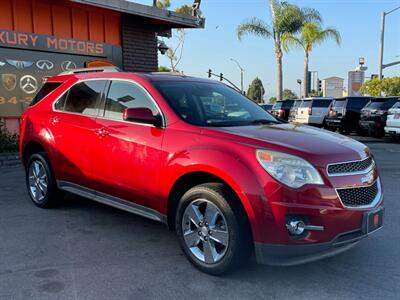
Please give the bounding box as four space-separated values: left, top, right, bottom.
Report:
20 69 384 275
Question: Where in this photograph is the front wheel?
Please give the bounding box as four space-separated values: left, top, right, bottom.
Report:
175 183 252 275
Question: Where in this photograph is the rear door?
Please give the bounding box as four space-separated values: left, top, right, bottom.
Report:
296 100 312 123
52 80 108 189
309 99 332 125
387 101 400 129
93 80 165 210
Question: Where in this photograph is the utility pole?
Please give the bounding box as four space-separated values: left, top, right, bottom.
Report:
230 58 244 93
378 6 400 79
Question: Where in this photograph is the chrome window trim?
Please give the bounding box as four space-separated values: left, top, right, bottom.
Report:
51 77 166 128
57 180 167 224
326 156 375 177
335 177 382 210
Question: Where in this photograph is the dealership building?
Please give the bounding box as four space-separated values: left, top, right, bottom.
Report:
0 0 204 133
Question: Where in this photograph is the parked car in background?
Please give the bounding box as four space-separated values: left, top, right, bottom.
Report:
270 100 295 121
295 97 333 127
260 104 273 113
359 97 399 138
385 100 400 141
288 99 302 122
325 97 371 134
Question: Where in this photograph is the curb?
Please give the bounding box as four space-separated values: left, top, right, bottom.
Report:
0 152 21 168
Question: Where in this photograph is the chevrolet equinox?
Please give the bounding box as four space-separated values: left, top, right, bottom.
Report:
20 69 384 275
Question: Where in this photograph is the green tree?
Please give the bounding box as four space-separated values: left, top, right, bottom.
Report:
158 66 172 72
247 77 265 103
282 89 298 99
282 22 341 98
237 0 321 101
155 0 171 9
269 96 277 104
361 77 400 96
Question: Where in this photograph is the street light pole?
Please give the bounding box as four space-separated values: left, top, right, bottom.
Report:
230 58 244 93
378 6 400 79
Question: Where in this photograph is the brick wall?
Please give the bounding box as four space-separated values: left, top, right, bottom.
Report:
121 14 159 72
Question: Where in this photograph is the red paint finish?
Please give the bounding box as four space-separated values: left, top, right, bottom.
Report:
20 72 384 251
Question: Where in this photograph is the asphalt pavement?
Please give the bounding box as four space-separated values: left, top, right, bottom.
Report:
1 140 399 300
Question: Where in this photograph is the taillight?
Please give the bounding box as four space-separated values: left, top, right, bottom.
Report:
308 107 312 115
342 108 346 115
279 109 284 117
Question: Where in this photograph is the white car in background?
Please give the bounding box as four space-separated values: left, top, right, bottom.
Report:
385 100 400 141
295 97 333 127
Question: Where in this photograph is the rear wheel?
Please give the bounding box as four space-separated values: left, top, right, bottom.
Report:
26 152 61 208
175 183 252 275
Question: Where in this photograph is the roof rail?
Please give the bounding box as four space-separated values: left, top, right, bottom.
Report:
58 66 121 76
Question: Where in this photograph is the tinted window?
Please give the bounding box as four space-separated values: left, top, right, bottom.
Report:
300 100 312 107
273 102 282 109
104 81 158 120
30 82 62 106
365 100 384 109
154 81 277 126
381 98 399 110
54 93 68 111
292 100 301 108
391 101 400 109
64 81 106 116
312 100 332 107
347 98 370 110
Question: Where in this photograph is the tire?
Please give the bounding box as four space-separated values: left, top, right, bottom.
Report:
356 126 366 136
175 183 252 275
26 152 61 208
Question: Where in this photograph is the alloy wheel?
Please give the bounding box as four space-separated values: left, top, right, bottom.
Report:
181 199 229 264
28 160 48 203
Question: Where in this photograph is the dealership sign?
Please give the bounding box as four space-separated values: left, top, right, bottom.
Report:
0 29 122 117
0 29 112 57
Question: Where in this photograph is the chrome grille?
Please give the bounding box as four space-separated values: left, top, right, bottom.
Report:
327 156 374 176
337 181 379 208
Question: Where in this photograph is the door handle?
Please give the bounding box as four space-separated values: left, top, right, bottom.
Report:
95 128 109 138
50 117 60 125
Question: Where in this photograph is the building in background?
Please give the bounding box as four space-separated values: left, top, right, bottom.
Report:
348 71 365 96
322 76 344 98
0 0 204 133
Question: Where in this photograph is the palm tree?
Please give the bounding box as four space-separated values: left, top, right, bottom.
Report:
237 0 321 101
282 22 341 98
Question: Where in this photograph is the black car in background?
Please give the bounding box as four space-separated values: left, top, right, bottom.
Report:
270 100 295 121
325 97 371 134
260 104 273 112
359 97 399 137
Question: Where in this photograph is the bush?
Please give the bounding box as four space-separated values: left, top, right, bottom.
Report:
0 123 19 153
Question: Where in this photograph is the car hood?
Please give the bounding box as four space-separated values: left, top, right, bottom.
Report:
206 123 369 167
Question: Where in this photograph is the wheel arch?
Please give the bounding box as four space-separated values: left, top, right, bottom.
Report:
22 141 46 167
166 171 254 245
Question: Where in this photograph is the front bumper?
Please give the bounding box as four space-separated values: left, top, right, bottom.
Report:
254 206 384 266
385 126 400 135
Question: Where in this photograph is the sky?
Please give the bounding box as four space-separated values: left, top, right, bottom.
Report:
134 0 400 100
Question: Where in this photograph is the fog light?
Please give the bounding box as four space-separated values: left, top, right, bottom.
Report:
286 220 306 235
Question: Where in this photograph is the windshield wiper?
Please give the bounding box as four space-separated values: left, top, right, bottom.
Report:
248 119 280 125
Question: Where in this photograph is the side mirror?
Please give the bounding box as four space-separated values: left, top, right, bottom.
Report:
123 107 163 127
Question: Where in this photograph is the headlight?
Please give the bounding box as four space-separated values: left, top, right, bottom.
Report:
256 150 324 188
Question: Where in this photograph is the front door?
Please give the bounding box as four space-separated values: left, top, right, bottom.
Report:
93 80 165 210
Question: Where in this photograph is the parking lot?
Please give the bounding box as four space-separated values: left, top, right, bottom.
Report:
1 137 399 300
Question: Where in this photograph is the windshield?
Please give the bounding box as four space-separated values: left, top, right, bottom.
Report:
154 81 278 126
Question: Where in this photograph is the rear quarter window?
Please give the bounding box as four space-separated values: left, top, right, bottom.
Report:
347 98 370 110
30 82 62 106
300 100 311 107
312 100 332 108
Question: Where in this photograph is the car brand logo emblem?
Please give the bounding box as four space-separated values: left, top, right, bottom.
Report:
6 59 34 69
61 61 77 71
36 60 54 70
1 74 17 91
361 171 374 185
20 75 38 94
